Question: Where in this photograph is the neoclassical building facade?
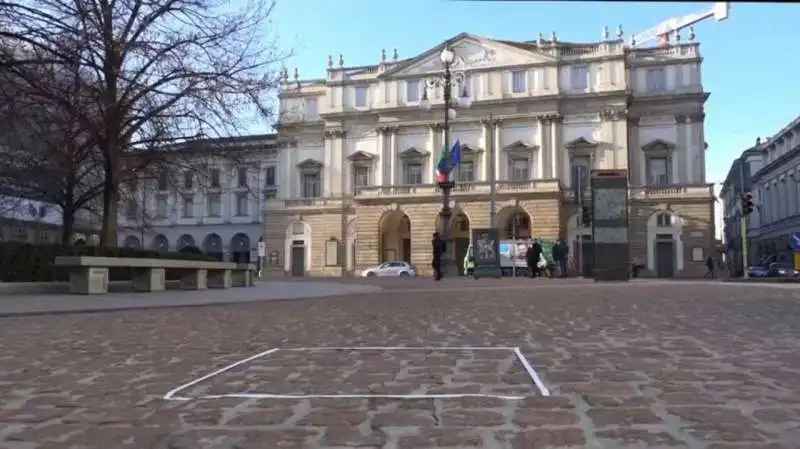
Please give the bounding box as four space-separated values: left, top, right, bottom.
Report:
265 32 715 278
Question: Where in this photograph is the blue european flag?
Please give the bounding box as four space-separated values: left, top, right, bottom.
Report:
449 139 462 166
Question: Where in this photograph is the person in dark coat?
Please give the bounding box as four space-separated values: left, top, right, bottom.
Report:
526 239 542 278
556 237 569 278
431 232 443 281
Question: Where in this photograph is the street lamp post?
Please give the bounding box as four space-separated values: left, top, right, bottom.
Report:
420 45 471 277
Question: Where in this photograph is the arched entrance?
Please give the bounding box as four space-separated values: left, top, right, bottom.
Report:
435 210 471 275
285 221 311 276
151 234 169 252
379 210 411 262
647 211 684 278
566 212 593 277
497 206 532 239
177 234 196 250
203 233 224 261
230 233 251 263
123 235 142 249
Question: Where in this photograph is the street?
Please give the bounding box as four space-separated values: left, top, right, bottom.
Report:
1 279 800 448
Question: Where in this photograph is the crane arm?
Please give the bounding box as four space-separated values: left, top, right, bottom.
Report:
630 2 729 48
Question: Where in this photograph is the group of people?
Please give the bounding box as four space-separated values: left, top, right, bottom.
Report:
431 232 576 280
523 238 571 278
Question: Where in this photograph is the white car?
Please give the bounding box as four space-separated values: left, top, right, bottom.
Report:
361 261 416 278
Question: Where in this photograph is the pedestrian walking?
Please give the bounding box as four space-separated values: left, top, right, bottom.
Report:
704 256 715 278
431 232 443 281
526 239 542 278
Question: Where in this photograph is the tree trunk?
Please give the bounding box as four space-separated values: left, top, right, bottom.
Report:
61 205 76 245
99 177 118 248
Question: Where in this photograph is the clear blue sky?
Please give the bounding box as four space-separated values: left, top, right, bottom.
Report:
269 0 800 187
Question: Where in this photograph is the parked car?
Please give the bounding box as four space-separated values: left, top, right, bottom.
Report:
747 262 799 278
361 261 416 278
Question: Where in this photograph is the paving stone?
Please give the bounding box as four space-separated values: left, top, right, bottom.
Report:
2 280 800 447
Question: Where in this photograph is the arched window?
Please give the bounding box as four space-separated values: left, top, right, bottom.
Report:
656 212 674 228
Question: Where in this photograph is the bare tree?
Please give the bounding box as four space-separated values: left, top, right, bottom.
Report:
0 42 105 244
0 0 286 247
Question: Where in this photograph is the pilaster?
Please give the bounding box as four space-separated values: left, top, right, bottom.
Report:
549 115 562 181
493 119 503 180
375 127 385 186
323 129 346 196
389 127 398 185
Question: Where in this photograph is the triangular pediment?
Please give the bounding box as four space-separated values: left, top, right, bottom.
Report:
297 158 323 170
347 150 375 162
399 147 429 158
503 140 538 152
460 144 483 153
382 33 556 78
642 139 676 152
566 137 599 150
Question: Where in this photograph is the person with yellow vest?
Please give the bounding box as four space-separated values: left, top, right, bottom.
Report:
463 248 475 278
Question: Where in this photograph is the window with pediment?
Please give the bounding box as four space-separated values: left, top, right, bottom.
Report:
454 144 481 182
642 139 676 186
347 151 375 192
503 141 536 181
398 147 428 185
297 158 323 198
566 137 598 193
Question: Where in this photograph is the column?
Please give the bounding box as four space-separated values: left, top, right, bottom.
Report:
375 128 384 186
336 131 346 196
323 132 334 195
480 120 489 181
693 113 706 184
550 117 560 181
281 142 293 198
680 115 691 184
427 124 436 183
389 128 397 185
494 120 502 180
536 118 544 178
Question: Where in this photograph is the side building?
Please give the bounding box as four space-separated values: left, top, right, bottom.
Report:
117 134 279 261
266 32 716 278
746 116 800 266
719 142 763 276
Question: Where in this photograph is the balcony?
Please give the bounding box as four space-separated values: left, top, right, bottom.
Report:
562 184 714 202
355 179 561 200
264 197 351 211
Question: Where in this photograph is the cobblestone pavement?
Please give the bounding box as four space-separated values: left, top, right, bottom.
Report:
1 280 800 448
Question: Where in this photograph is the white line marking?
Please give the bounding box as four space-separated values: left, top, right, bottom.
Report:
513 347 550 396
279 346 516 351
162 348 280 400
185 393 529 400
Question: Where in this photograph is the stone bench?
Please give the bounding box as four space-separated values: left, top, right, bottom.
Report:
53 256 256 295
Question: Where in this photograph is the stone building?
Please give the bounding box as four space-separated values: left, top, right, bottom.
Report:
719 142 763 276
267 32 716 278
117 134 278 261
745 116 800 267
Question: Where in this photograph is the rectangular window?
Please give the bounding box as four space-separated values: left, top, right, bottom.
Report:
509 158 530 181
13 226 27 242
125 199 138 220
404 163 423 185
157 171 168 191
354 86 368 107
456 161 475 182
305 97 318 119
511 70 526 93
210 169 221 188
647 157 670 185
181 195 194 218
264 166 276 186
39 230 50 243
235 192 248 216
237 167 248 188
405 80 419 102
571 66 588 90
646 68 666 92
302 173 321 198
183 171 193 189
206 193 221 217
353 165 370 191
155 194 168 218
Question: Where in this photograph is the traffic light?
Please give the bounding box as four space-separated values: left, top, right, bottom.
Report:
741 192 754 216
581 205 592 226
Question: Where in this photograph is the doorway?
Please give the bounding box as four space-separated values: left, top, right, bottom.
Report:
290 241 305 277
655 234 675 278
